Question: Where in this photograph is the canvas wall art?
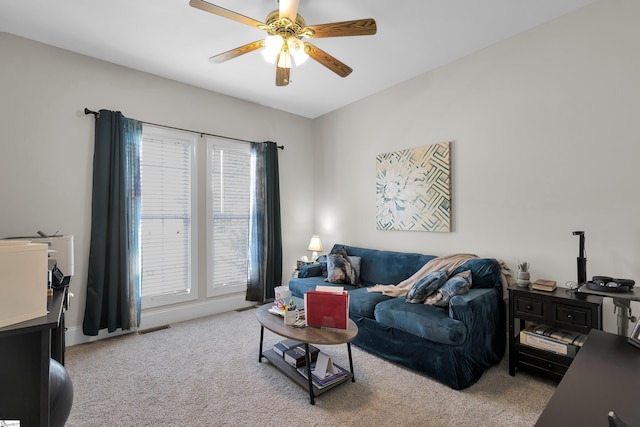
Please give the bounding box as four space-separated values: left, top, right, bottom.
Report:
375 141 451 232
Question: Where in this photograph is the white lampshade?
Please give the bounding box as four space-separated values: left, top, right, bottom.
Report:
307 235 323 261
261 35 284 64
277 50 292 69
287 37 309 66
262 35 307 69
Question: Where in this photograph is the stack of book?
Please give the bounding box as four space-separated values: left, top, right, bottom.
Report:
272 339 320 367
531 279 557 292
519 324 586 356
272 338 301 356
532 324 587 347
297 363 349 389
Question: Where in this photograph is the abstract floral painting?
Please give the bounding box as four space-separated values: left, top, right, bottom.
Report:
376 141 451 232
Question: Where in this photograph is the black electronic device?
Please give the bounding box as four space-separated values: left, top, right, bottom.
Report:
51 264 66 289
573 231 587 285
586 276 635 293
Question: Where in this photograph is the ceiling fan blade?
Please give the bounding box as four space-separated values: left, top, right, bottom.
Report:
189 0 265 29
276 66 290 86
303 18 378 39
209 40 264 63
305 43 352 78
279 0 299 22
303 18 377 38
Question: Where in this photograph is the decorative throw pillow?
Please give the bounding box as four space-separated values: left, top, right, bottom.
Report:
316 254 328 278
326 253 361 285
298 263 323 278
405 270 448 304
425 270 472 307
331 246 348 257
348 256 362 286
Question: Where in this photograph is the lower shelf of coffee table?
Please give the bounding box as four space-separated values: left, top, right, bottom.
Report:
261 348 353 395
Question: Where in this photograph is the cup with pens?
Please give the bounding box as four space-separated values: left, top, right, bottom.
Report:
281 299 299 325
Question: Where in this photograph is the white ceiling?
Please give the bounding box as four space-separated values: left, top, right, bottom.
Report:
0 0 596 118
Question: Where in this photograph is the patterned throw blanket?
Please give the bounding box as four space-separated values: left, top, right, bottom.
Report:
367 253 479 297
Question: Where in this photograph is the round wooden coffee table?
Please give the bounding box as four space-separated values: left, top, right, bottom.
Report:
256 301 358 405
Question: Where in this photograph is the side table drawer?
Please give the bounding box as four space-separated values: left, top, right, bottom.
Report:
552 303 592 331
519 351 570 376
514 297 545 320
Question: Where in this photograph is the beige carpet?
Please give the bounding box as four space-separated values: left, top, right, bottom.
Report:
64 306 555 426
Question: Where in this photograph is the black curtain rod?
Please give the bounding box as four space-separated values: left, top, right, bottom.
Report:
83 108 283 150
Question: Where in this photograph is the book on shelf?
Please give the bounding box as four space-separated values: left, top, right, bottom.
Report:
532 324 587 347
297 363 349 389
519 325 580 356
284 344 320 367
531 279 557 292
273 339 302 357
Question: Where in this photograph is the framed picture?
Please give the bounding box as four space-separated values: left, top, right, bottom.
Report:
629 320 640 349
375 141 452 232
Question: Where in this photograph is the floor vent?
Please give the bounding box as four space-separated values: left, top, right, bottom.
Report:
138 325 170 335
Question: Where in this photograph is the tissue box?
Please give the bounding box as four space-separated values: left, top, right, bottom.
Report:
0 241 48 328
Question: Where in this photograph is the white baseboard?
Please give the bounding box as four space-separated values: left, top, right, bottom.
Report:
65 294 256 347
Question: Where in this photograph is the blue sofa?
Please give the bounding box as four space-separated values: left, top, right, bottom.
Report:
288 244 506 390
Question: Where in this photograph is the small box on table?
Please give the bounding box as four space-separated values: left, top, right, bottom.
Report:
304 286 349 329
0 241 49 328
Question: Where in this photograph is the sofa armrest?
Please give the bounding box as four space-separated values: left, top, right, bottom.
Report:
449 287 505 361
298 263 323 278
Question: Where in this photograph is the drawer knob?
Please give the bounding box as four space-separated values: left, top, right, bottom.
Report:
547 363 553 369
567 314 574 320
527 305 533 310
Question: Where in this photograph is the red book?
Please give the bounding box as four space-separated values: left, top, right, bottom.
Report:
304 290 349 329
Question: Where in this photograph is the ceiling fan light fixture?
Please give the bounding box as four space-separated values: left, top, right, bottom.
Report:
287 37 308 66
277 50 292 69
261 34 284 64
189 0 377 86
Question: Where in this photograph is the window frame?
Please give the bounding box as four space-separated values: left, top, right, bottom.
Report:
139 125 199 309
205 136 251 297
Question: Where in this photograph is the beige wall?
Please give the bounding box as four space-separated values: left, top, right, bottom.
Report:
1 0 638 341
0 32 315 343
312 0 640 332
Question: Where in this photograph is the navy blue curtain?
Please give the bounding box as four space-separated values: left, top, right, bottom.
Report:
83 110 142 336
247 141 283 303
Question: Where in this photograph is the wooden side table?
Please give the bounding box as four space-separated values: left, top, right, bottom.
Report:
508 285 603 382
256 300 358 405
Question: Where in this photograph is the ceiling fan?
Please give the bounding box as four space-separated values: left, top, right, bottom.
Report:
189 0 377 86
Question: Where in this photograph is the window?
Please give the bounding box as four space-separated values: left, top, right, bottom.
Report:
139 125 198 308
206 137 251 296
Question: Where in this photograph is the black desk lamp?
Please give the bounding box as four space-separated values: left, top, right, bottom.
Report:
573 231 586 285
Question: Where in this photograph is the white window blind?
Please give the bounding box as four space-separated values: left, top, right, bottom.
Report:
206 137 251 296
140 125 197 308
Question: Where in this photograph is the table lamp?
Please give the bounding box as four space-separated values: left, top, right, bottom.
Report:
307 235 323 262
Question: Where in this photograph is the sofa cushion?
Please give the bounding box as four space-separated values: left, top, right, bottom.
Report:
333 244 434 286
405 270 448 303
425 270 472 307
374 298 467 346
348 287 392 319
450 258 501 290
